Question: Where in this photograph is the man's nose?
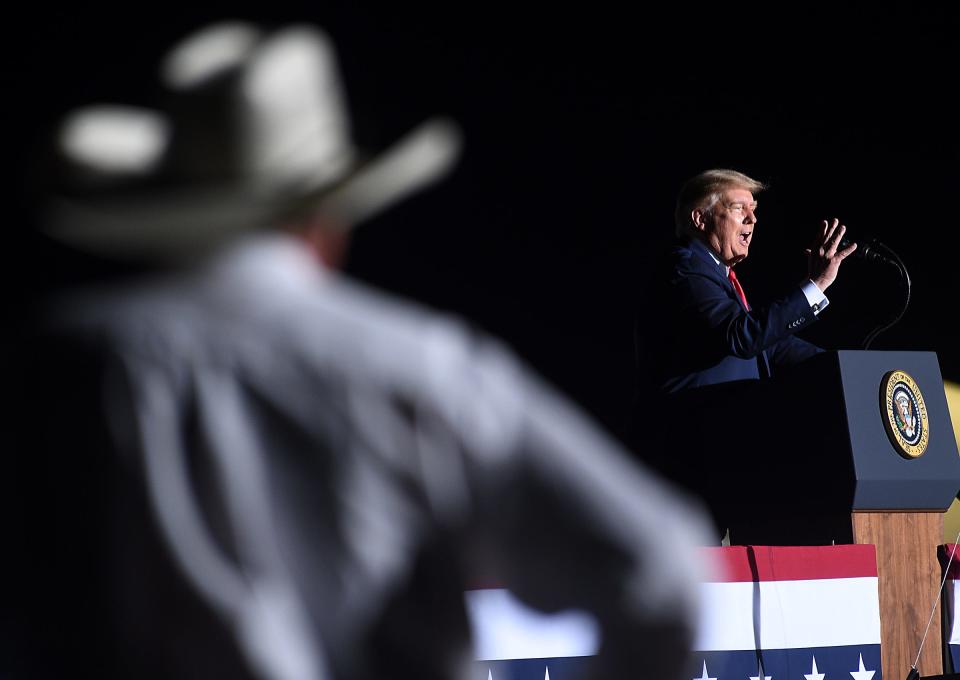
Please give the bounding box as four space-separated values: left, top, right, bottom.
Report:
743 208 757 224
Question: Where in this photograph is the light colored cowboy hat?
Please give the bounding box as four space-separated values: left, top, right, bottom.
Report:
43 21 462 262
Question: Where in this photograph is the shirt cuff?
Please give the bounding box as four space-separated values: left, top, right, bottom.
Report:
801 280 829 315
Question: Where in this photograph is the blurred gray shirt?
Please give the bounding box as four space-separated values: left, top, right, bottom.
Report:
41 233 710 680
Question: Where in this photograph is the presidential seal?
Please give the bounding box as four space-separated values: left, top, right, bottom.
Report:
880 370 929 459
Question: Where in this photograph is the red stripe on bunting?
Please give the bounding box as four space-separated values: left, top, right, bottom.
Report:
700 545 878 582
467 544 879 591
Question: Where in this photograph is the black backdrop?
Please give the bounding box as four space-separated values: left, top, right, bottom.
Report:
6 4 959 449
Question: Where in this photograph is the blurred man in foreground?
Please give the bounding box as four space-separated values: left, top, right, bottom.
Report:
15 21 712 680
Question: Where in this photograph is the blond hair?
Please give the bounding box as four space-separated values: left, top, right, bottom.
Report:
674 169 767 238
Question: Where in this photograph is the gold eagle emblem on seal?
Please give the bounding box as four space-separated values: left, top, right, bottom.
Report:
880 370 929 459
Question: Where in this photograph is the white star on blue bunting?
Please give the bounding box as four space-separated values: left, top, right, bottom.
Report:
849 653 876 680
804 655 825 680
693 660 717 680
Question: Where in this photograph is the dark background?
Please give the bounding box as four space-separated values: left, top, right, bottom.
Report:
5 4 958 449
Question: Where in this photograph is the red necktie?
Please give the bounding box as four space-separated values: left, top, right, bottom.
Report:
728 268 749 310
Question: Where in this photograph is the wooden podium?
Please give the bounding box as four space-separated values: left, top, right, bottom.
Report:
852 512 943 678
658 350 960 677
755 351 960 680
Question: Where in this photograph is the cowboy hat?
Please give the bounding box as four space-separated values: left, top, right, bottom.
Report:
43 21 462 262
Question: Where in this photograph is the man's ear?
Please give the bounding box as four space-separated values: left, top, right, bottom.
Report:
691 208 710 232
308 227 349 270
287 212 351 269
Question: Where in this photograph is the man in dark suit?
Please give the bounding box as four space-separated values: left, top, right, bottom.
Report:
635 168 857 542
646 168 856 394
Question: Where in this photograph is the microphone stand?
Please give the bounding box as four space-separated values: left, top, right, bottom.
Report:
862 240 912 350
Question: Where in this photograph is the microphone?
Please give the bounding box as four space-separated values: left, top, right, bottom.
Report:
839 238 898 266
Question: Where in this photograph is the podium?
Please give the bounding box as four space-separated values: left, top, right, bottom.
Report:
651 350 960 677
732 350 960 679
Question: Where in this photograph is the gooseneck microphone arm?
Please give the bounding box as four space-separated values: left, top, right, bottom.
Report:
839 238 912 350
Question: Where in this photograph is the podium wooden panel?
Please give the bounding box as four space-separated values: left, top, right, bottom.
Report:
853 512 945 679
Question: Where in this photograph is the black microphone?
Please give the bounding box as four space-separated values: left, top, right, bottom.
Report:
839 238 898 266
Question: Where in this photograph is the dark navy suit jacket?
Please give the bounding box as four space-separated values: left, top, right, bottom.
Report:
641 237 822 394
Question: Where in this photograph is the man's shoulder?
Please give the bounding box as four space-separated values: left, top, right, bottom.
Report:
670 239 710 265
323 275 524 381
658 240 719 279
318 274 488 356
